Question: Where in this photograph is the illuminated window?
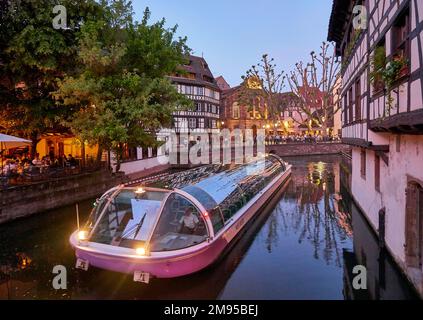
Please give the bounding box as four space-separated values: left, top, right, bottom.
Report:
232 102 240 119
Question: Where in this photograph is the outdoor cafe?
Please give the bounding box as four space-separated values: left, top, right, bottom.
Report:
0 133 99 188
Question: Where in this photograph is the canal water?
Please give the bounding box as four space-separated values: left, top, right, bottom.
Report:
0 155 419 299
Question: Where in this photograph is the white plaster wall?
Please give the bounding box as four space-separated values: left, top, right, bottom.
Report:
115 155 168 175
382 135 423 265
351 147 383 231
351 136 423 274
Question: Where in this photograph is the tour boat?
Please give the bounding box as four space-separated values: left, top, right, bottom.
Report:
69 154 291 283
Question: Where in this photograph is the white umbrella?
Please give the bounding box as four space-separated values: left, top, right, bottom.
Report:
0 133 32 148
0 134 32 175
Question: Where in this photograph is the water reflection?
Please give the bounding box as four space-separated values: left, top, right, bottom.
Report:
281 159 353 266
0 155 418 299
219 156 353 299
341 189 419 300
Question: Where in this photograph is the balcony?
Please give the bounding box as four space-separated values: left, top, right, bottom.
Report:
369 109 423 134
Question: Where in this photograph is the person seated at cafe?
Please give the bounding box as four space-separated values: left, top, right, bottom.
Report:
9 160 17 171
59 154 67 167
68 154 77 167
21 154 31 165
51 157 60 168
32 154 42 166
2 159 17 176
179 207 200 235
2 160 11 176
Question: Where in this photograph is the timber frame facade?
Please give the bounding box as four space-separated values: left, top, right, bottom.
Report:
329 0 423 297
329 0 423 143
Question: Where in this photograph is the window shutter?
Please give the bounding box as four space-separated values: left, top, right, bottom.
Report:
405 185 419 267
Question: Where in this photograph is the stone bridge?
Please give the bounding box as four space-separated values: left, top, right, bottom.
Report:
265 143 351 158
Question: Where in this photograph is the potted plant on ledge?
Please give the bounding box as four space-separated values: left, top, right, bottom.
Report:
370 48 409 113
369 46 387 95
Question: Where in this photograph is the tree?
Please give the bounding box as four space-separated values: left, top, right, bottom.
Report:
241 54 287 136
288 42 341 136
0 0 102 157
53 5 192 171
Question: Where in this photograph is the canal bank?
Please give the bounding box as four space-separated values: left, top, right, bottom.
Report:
0 154 418 299
0 170 128 225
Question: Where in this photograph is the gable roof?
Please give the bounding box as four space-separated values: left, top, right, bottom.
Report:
327 0 353 53
169 55 220 90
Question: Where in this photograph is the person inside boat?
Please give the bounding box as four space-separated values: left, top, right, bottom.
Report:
179 207 199 234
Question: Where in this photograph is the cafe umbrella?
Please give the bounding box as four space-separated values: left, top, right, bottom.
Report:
0 133 32 176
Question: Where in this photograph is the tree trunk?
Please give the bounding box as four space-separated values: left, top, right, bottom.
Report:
115 156 121 173
96 145 103 169
114 146 122 173
30 131 39 159
81 143 86 168
322 122 328 138
107 149 112 172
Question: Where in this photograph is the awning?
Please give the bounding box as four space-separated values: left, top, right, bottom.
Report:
0 134 31 148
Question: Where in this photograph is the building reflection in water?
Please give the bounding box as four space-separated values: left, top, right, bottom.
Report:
341 185 419 300
272 158 352 267
0 155 419 299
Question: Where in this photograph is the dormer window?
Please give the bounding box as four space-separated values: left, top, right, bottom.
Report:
203 75 214 83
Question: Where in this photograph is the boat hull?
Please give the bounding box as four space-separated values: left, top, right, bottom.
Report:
70 166 291 278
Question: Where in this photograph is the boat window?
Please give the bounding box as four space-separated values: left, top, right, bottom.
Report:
210 207 225 234
89 189 168 249
182 185 218 211
85 189 116 231
150 193 208 252
219 186 246 222
197 156 284 222
238 157 284 204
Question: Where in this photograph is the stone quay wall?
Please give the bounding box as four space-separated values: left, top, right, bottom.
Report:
0 171 128 224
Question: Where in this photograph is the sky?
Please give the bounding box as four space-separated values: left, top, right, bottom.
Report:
132 0 334 87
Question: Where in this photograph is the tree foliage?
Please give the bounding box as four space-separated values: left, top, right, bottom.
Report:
0 0 102 155
53 4 192 171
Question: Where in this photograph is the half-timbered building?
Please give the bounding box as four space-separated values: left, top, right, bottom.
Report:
328 0 423 296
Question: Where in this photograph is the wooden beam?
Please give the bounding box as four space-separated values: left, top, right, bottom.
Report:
371 144 390 152
342 137 371 148
376 150 389 166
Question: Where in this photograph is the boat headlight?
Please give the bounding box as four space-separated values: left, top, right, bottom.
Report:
78 230 88 241
135 247 146 256
135 187 146 195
